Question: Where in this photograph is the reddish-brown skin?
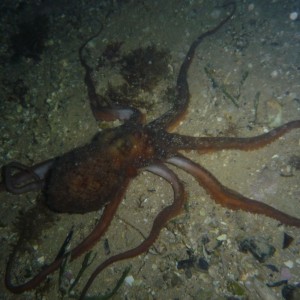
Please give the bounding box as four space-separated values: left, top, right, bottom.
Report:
1 2 300 298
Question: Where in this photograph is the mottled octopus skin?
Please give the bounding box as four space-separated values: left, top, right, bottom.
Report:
2 2 300 299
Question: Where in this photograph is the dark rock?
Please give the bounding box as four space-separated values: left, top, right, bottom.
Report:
239 237 275 263
282 232 294 249
282 284 300 300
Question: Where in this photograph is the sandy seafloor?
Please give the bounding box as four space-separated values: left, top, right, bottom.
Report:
0 0 300 299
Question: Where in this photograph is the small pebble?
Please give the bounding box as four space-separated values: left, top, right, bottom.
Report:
125 275 134 286
217 234 227 241
37 256 45 264
270 70 278 78
248 4 255 11
289 12 298 21
284 260 294 269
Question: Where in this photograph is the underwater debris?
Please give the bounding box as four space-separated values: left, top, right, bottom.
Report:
204 65 249 108
59 250 98 297
55 226 74 260
86 266 131 300
253 91 260 123
177 249 209 279
266 98 283 127
104 238 111 255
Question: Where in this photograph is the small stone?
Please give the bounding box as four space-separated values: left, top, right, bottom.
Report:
282 232 294 249
177 257 195 270
37 256 45 264
125 275 134 286
196 257 209 272
239 237 276 263
217 234 227 241
270 70 278 78
266 98 282 127
248 4 255 11
282 284 300 300
284 260 294 269
280 165 293 177
289 12 298 21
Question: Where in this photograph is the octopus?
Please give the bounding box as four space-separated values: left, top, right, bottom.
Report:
1 2 300 299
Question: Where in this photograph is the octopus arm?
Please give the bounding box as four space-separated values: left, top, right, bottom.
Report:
79 24 143 124
78 163 186 299
5 176 131 293
2 159 54 194
168 155 300 227
149 2 236 131
70 176 132 259
168 120 300 153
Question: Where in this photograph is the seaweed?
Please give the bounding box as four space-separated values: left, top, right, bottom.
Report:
104 82 153 110
10 15 49 62
253 91 260 123
12 202 55 248
85 266 131 300
8 202 56 296
96 44 171 111
97 41 123 68
120 45 170 91
105 82 137 105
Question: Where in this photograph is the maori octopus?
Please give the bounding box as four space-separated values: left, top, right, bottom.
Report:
1 2 300 298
